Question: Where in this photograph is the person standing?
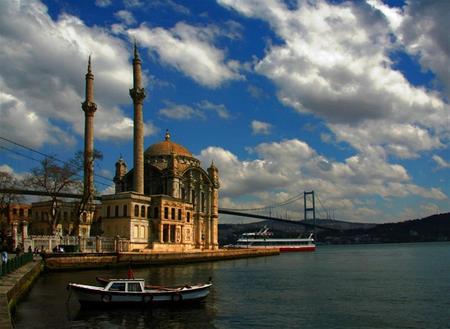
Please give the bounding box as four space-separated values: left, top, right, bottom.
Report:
1 249 7 265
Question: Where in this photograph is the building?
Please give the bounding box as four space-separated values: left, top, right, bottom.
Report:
100 44 220 252
30 200 101 236
0 204 31 249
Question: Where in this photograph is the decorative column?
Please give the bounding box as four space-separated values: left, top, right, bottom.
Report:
129 42 146 194
12 222 18 249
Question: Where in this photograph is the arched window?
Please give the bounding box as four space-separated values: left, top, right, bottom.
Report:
115 205 119 217
147 206 151 219
178 209 182 220
187 212 190 222
164 207 169 219
201 192 205 212
134 205 139 217
141 205 146 218
171 208 175 220
123 205 128 217
154 207 159 219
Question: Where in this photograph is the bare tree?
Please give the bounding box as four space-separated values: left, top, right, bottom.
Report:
24 157 81 234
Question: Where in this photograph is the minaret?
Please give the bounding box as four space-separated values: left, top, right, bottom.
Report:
129 41 146 194
208 161 220 249
82 55 97 202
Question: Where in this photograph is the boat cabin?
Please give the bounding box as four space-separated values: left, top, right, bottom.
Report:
105 279 146 292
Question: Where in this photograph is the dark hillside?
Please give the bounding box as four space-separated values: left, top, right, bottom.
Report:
219 213 450 245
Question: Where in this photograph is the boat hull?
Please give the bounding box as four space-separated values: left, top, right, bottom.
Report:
279 245 316 252
68 283 211 306
231 245 315 252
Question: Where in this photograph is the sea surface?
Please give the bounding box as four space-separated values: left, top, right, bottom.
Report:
13 242 450 329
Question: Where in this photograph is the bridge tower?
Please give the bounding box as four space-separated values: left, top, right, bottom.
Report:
304 191 316 221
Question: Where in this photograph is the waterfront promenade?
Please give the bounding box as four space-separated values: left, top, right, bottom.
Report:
0 256 42 329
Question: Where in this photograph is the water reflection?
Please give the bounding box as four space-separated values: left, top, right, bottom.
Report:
71 303 217 329
15 244 450 329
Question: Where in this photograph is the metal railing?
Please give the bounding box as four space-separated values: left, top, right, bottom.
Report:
0 252 34 277
22 235 126 253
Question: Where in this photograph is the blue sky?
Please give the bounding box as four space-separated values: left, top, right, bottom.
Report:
0 0 449 223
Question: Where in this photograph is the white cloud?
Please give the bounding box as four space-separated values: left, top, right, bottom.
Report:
331 122 443 159
128 22 243 88
99 184 115 195
114 10 136 26
197 100 230 119
198 138 447 221
123 0 143 8
0 91 75 148
148 0 191 15
251 120 272 135
398 0 450 98
0 164 14 175
0 164 27 182
95 0 111 8
159 102 203 120
158 100 231 120
432 155 450 169
218 0 449 160
0 0 156 148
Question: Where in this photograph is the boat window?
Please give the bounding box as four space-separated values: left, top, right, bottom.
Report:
109 282 126 291
127 282 142 292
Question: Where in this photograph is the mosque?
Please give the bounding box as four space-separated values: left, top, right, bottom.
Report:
82 44 219 252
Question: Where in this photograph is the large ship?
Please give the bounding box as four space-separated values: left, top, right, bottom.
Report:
232 226 316 252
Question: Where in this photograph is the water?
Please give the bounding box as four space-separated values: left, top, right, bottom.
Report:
13 243 450 329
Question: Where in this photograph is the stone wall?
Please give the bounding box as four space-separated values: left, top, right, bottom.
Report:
43 248 279 270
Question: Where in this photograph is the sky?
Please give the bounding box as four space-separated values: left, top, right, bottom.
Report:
0 0 449 223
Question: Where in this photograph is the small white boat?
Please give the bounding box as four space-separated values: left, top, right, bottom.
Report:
68 278 212 306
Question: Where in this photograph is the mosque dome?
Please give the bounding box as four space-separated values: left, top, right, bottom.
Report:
144 130 193 158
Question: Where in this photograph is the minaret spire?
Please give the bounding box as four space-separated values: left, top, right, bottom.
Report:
82 56 97 202
134 38 139 60
129 41 146 194
87 54 92 74
81 55 97 236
